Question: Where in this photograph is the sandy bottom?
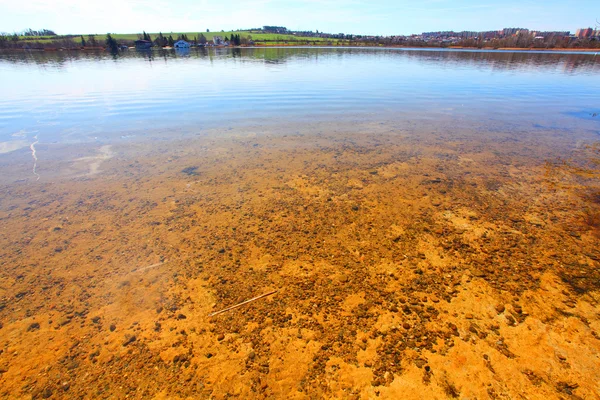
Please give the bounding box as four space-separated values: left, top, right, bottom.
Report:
0 121 599 399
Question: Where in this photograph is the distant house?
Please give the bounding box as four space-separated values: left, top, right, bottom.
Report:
174 40 190 48
213 36 224 45
134 40 152 49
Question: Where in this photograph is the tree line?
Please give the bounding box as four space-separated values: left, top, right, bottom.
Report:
0 28 56 37
2 26 598 51
146 32 250 47
454 34 600 49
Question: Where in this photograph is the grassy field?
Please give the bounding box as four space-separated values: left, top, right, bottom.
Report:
9 31 342 47
16 35 72 43
88 31 339 43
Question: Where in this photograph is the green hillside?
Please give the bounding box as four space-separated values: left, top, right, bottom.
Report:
90 31 338 43
9 30 344 48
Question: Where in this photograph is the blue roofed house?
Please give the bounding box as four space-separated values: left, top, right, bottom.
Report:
174 40 190 48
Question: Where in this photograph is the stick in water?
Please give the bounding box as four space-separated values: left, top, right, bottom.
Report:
209 290 278 317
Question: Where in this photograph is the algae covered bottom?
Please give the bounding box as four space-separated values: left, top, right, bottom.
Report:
0 117 599 398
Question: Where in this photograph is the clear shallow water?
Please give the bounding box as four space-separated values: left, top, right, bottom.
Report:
0 47 599 145
3 49 600 400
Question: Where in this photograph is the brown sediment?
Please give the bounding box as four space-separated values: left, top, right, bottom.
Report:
0 123 599 399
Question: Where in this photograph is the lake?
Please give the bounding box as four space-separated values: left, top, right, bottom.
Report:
1 47 600 399
0 47 599 146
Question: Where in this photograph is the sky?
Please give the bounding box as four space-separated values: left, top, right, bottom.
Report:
0 0 597 36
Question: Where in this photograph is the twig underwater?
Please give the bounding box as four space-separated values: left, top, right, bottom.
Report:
30 135 40 181
209 290 278 317
132 261 166 273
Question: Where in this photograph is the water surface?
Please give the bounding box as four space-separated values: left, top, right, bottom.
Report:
0 47 599 146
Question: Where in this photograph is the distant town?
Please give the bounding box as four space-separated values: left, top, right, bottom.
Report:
1 25 599 51
248 26 600 45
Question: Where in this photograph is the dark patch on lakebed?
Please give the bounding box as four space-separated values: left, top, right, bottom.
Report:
564 110 600 122
181 166 200 176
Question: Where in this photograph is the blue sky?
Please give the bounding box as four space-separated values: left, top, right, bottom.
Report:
0 0 597 35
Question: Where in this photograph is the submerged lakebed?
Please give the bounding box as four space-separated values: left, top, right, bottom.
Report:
0 48 599 398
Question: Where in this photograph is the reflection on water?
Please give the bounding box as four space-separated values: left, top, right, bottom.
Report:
0 48 599 144
2 47 600 70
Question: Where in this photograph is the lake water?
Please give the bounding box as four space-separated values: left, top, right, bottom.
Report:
0 47 599 146
2 47 600 398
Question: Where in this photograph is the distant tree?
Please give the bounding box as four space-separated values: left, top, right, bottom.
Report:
240 34 252 45
168 35 174 46
22 28 56 37
155 32 166 47
105 33 119 53
80 35 86 47
199 33 207 44
515 32 532 48
224 36 229 41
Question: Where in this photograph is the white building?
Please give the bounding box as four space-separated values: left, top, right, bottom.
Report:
174 40 190 48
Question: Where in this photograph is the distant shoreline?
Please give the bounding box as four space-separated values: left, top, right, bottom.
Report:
447 46 599 52
2 45 599 53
